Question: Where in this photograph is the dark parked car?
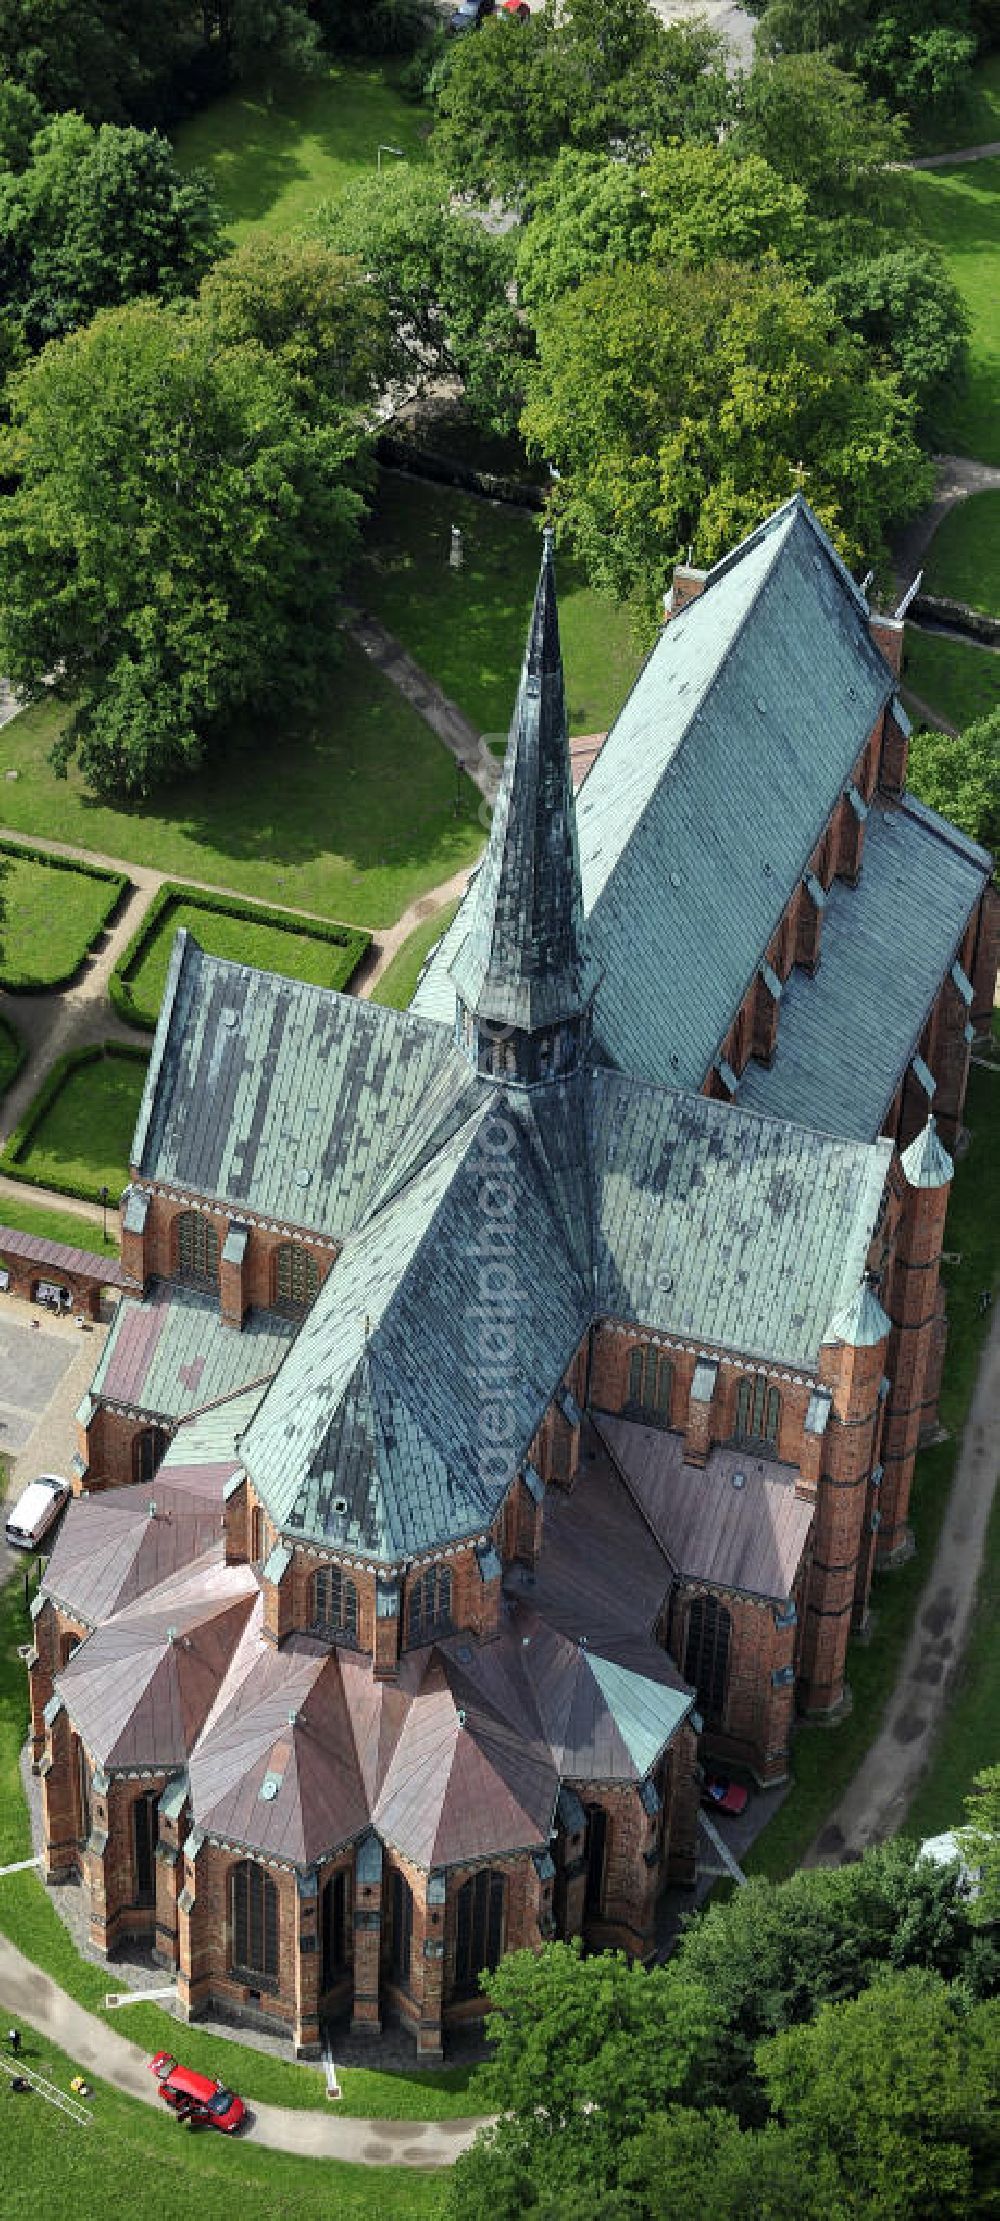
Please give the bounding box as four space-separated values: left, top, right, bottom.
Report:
447 0 495 31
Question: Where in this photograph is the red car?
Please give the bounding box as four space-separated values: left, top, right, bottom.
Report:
702 1775 749 1818
149 2051 246 2133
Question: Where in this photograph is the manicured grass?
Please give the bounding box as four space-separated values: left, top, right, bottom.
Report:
370 898 462 1010
0 1011 26 1096
901 627 1000 730
908 156 1000 463
2 2027 447 2221
0 643 483 932
2 1045 148 1205
909 54 1000 156
357 472 644 741
0 844 127 993
173 63 428 241
746 1061 1000 1878
923 489 1000 616
114 883 369 1029
0 1194 118 1259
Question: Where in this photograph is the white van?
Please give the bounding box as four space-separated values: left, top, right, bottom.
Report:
4 1474 70 1550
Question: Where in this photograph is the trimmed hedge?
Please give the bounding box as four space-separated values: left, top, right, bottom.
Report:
0 1012 26 1099
110 880 371 1028
0 837 129 992
0 1040 149 1204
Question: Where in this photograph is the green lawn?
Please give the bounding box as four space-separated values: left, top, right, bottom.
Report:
908 156 1000 463
116 885 369 1029
356 472 644 741
0 1194 118 1259
2 2028 446 2221
923 489 1000 616
747 1059 1000 1878
0 643 483 932
3 1046 148 1205
0 848 126 993
0 1012 25 1096
370 898 462 1010
909 53 1000 156
901 627 1000 730
173 63 428 241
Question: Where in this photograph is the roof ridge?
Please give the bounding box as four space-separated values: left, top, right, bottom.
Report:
899 789 994 875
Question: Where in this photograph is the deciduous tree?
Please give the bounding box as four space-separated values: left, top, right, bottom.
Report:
908 712 1000 855
0 300 368 797
0 114 221 351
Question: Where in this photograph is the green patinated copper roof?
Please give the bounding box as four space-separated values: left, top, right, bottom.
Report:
89 1281 296 1422
239 1087 593 1561
591 1071 892 1370
901 1116 954 1191
824 1278 892 1348
414 498 898 1096
133 931 453 1235
738 799 990 1140
448 531 597 1033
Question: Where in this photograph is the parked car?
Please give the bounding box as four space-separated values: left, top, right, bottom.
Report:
149 2052 246 2133
447 0 495 30
4 1474 70 1551
500 0 531 17
701 1774 749 1818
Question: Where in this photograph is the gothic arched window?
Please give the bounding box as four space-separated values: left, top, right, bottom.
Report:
174 1211 219 1283
274 1242 319 1312
626 1344 673 1427
455 1868 505 1993
684 1595 732 1729
133 1426 167 1485
232 1860 278 1983
735 1373 781 1447
407 1564 452 1646
313 1564 359 1644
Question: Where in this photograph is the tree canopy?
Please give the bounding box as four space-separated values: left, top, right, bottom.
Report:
0 0 319 128
522 255 929 598
908 710 1000 856
429 0 728 201
198 232 389 415
0 297 369 797
733 53 907 223
316 165 526 431
751 0 988 122
961 1763 1000 1922
0 113 221 351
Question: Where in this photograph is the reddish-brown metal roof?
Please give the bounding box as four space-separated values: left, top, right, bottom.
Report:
43 1472 232 1628
0 1222 138 1290
189 1626 370 1866
595 1415 814 1603
57 1554 258 1767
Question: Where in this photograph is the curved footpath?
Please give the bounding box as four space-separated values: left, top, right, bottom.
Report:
0 1929 484 2166
806 1293 1000 1865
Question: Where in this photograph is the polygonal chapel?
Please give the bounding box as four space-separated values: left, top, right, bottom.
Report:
30 498 997 2057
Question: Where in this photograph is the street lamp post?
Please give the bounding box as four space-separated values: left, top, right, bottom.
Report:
100 1184 109 1246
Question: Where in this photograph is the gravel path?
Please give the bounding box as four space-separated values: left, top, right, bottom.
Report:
892 453 1000 604
805 1288 1000 1865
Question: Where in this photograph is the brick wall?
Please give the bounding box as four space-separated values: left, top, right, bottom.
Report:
124 1187 338 1316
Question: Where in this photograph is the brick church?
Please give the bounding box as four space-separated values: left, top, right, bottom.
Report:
29 496 997 2058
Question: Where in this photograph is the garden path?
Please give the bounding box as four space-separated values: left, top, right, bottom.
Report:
0 1930 484 2166
892 453 1000 603
805 1286 1000 1866
908 138 1000 169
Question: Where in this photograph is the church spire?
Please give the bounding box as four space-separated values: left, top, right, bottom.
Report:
450 530 596 1080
